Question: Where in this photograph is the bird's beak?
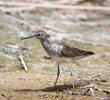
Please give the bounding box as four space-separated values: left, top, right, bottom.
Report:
21 35 35 40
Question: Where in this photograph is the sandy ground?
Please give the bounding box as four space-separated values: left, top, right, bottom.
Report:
0 63 110 100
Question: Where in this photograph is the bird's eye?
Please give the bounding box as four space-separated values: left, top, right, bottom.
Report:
37 34 41 36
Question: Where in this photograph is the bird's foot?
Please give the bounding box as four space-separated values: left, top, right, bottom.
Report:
53 85 57 90
70 72 73 77
53 82 57 88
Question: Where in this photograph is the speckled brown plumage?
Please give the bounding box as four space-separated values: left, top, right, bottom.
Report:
61 45 94 58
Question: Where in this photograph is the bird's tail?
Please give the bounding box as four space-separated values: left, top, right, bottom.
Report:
84 51 95 56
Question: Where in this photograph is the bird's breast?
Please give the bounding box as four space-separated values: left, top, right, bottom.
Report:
43 43 63 56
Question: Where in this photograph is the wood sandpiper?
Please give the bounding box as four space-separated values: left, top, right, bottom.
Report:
22 30 95 87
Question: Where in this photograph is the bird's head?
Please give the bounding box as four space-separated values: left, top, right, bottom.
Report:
21 30 49 40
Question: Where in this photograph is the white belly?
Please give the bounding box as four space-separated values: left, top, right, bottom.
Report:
51 56 73 64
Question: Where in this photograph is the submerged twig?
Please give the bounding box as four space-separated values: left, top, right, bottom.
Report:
1 1 110 13
43 25 65 33
2 13 39 31
95 97 110 100
81 88 90 95
94 85 110 96
82 84 110 96
89 88 95 96
19 55 28 72
3 13 63 35
81 88 95 97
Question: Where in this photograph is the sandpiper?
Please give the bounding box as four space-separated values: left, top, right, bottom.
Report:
22 30 94 87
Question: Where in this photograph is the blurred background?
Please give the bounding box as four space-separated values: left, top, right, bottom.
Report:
0 0 110 100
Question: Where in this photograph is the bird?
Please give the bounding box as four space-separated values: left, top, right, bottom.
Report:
21 30 95 87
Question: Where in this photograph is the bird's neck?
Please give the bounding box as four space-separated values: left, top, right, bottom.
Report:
40 38 49 43
40 38 50 50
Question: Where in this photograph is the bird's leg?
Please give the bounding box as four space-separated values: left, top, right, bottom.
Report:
66 62 75 89
54 64 60 87
67 62 73 77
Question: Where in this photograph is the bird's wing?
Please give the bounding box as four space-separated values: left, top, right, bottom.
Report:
61 45 94 58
